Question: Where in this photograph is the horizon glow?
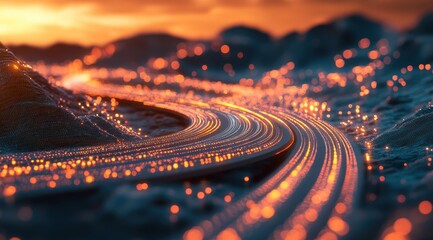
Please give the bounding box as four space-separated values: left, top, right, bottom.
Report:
1 0 433 47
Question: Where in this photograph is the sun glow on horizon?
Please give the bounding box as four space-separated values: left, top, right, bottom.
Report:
1 0 433 47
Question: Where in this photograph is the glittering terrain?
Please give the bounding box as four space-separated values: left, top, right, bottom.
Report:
0 45 360 239
62 73 360 240
2 13 433 240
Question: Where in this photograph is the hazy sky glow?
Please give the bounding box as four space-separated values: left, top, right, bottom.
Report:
1 0 433 46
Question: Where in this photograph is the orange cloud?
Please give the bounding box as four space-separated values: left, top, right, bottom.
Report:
1 0 433 46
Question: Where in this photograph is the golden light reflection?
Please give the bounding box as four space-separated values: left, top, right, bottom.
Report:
4 14 433 237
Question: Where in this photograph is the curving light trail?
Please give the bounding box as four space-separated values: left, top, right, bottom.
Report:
0 73 361 240
184 107 361 240
0 78 294 198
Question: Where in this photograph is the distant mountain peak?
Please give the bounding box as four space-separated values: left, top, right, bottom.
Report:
411 12 433 34
219 25 272 44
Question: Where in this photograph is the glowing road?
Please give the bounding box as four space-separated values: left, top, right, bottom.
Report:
0 70 361 239
185 108 361 240
0 78 295 196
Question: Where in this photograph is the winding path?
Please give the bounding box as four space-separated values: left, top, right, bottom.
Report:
0 75 361 240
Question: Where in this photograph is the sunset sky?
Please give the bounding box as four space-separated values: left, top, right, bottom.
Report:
1 0 433 47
